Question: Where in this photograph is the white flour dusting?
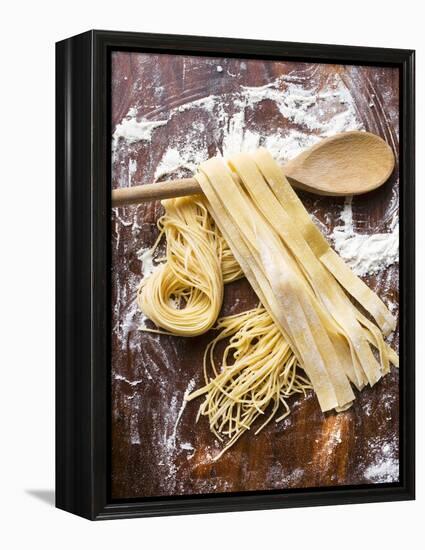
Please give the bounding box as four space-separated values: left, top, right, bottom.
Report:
128 158 137 186
130 417 141 445
137 246 157 278
364 439 399 483
129 394 142 445
113 74 361 165
330 426 342 445
114 298 140 351
180 442 195 451
113 109 167 145
364 459 398 483
167 377 197 452
154 377 198 485
154 145 208 181
331 197 399 276
114 374 143 387
322 416 345 457
266 464 305 486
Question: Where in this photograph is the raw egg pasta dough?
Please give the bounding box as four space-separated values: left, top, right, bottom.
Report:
137 149 398 456
137 195 242 336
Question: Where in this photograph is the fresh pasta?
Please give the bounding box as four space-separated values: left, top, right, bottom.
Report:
137 195 242 336
186 306 312 458
137 148 398 456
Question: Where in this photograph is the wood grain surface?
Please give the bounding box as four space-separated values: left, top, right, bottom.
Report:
111 52 399 499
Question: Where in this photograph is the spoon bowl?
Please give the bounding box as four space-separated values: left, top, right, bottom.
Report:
283 131 395 196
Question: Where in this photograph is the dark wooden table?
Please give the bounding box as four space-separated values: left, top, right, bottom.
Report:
111 52 399 499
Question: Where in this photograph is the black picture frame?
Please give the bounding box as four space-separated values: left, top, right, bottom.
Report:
56 29 415 520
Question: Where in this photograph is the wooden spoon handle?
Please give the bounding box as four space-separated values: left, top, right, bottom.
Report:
112 168 292 207
112 177 201 207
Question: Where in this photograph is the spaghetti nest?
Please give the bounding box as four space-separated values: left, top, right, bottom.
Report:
137 195 242 336
187 307 311 459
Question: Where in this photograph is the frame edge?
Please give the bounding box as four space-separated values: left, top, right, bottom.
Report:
55 30 97 520
56 29 416 521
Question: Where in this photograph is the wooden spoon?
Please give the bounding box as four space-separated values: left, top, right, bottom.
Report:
111 131 395 207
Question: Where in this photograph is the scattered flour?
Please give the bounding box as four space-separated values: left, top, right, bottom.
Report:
330 427 342 445
115 298 140 351
114 374 143 387
128 158 137 186
364 459 399 483
331 197 399 276
180 442 195 451
154 378 197 484
129 415 141 445
324 421 343 456
154 146 207 181
167 377 197 452
129 394 142 445
113 74 361 167
113 113 167 145
267 464 305 486
137 246 157 278
364 440 399 483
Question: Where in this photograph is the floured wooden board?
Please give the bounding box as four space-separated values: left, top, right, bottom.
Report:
111 52 399 499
